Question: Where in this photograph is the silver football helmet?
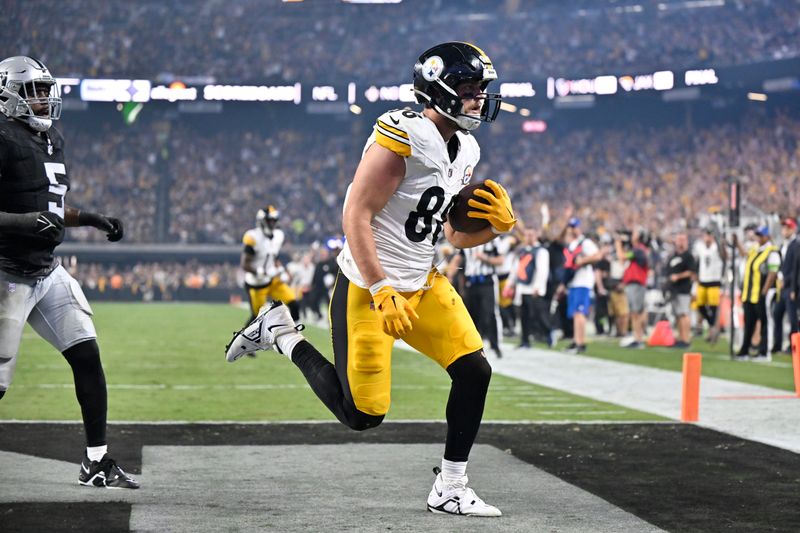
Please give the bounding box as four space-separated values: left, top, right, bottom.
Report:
0 56 62 132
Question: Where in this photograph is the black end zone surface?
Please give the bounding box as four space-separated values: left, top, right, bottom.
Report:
1 422 797 532
1 502 131 533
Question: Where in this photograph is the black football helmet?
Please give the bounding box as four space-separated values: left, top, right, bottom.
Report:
413 42 501 131
256 205 280 235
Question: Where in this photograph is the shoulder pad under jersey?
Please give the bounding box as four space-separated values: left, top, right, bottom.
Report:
373 108 431 159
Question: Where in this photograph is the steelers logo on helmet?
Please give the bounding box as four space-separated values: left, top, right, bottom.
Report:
421 56 444 82
412 42 502 132
256 205 280 235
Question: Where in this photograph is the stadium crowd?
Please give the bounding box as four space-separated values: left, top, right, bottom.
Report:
67 260 240 301
5 0 799 83
59 109 800 247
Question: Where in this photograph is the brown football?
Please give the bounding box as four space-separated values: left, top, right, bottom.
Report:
447 180 492 233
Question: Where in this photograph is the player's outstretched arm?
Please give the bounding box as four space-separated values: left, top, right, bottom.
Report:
64 206 124 241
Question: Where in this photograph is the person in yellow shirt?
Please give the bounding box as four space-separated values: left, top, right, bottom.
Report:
735 226 780 361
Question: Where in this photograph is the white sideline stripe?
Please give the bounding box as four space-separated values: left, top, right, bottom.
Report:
0 419 672 425
491 343 800 454
11 383 567 392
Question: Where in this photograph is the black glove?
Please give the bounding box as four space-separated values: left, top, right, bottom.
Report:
78 211 124 242
34 211 65 240
106 217 124 242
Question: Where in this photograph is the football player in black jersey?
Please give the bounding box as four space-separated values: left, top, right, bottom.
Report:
0 56 138 489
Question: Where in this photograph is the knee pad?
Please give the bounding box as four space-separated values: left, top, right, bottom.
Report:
447 350 492 388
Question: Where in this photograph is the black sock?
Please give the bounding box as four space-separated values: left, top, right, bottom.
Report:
444 352 492 462
291 341 381 431
698 306 711 328
707 307 718 328
63 340 107 447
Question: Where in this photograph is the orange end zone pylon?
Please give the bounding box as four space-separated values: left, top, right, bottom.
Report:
681 353 702 422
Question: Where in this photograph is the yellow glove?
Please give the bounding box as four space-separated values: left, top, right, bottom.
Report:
467 179 517 234
371 284 419 339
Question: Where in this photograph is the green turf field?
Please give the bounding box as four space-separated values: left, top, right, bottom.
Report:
0 303 661 423
555 337 796 391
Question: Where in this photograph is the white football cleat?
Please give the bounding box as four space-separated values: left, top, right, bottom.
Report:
225 301 304 362
426 467 502 517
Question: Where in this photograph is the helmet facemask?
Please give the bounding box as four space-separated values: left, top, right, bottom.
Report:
0 56 62 132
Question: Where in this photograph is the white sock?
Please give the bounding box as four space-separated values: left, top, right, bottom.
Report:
275 331 305 360
441 458 467 482
86 445 107 462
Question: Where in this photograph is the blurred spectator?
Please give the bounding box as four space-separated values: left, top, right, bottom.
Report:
619 229 649 349
772 217 799 353
693 228 726 342
734 227 780 360
561 217 602 354
67 260 240 301
593 237 612 336
666 233 695 348
504 227 553 348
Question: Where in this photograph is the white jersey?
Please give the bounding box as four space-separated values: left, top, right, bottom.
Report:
242 227 285 286
567 236 599 289
693 240 724 285
338 109 481 292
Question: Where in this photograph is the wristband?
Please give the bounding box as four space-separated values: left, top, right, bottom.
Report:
369 279 391 296
77 210 104 228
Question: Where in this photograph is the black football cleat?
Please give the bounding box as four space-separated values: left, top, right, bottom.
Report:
79 453 140 489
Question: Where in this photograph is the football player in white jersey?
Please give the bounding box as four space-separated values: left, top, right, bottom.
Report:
226 42 514 516
240 205 298 322
693 227 726 341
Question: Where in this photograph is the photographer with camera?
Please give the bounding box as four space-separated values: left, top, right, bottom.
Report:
618 229 649 349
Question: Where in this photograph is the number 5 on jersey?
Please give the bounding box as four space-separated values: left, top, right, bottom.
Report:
44 162 67 218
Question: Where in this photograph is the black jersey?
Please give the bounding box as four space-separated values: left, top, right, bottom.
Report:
0 118 69 277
